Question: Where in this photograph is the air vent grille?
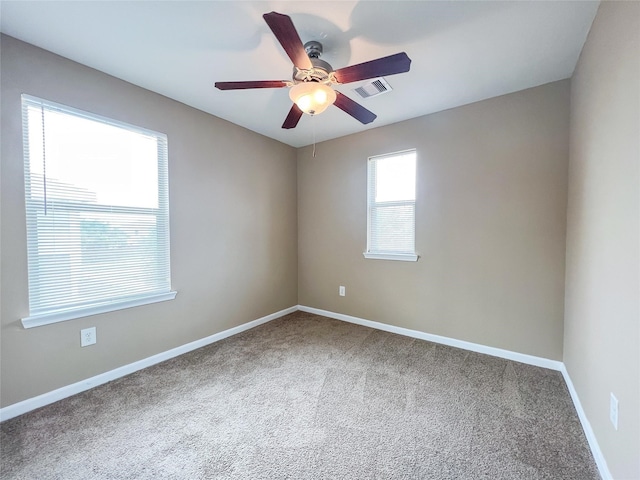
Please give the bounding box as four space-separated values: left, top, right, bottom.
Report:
353 78 392 99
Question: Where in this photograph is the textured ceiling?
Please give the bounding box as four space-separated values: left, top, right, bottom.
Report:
0 1 599 147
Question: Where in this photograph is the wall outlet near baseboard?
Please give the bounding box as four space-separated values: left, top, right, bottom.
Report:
339 286 346 296
81 327 97 347
609 392 618 430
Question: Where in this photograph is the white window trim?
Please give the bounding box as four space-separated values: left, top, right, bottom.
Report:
363 252 419 262
21 95 175 328
21 291 177 329
364 148 419 262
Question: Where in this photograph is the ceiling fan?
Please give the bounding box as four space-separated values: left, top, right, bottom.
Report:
215 12 412 129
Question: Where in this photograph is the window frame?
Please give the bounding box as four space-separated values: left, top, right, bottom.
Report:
364 148 419 262
20 94 176 328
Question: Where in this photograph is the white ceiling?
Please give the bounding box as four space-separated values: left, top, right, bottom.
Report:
1 1 599 148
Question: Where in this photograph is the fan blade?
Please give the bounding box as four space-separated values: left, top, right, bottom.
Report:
263 12 313 70
215 81 288 90
333 92 377 125
333 52 411 84
282 104 303 129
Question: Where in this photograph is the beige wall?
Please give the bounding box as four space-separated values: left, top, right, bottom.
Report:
0 35 298 408
564 2 640 478
298 81 570 360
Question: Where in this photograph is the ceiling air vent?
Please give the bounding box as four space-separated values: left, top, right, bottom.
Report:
353 77 392 99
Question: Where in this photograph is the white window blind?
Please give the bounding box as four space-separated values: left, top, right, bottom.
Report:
365 149 418 262
21 95 175 328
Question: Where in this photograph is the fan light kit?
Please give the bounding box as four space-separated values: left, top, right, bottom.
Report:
215 12 412 129
289 82 336 115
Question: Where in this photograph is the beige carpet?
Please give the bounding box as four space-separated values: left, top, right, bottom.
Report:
1 311 599 479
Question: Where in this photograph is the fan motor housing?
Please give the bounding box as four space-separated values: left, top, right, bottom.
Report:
292 41 335 84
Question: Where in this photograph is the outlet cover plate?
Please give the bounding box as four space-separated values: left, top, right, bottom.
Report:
610 392 618 430
81 327 97 347
339 286 346 296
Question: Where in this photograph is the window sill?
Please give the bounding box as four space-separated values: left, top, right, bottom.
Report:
21 291 178 329
363 252 419 262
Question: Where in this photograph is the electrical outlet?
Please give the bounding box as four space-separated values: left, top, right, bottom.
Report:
339 286 346 296
81 327 97 347
610 392 618 430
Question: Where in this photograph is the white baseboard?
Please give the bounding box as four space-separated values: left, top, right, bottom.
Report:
560 364 612 480
0 305 297 422
298 305 563 371
298 305 609 480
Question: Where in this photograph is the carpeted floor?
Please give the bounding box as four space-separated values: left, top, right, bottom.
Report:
1 311 599 479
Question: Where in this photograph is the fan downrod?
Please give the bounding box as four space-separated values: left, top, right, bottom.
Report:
304 41 323 58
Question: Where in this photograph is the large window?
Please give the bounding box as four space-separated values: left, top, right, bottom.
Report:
21 95 175 328
364 149 418 262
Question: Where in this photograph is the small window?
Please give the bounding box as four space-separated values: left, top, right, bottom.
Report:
364 149 418 262
21 95 175 328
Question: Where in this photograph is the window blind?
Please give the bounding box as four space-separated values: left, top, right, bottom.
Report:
21 95 173 325
366 149 417 258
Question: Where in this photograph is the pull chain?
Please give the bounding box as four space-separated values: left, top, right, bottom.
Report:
312 114 316 158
